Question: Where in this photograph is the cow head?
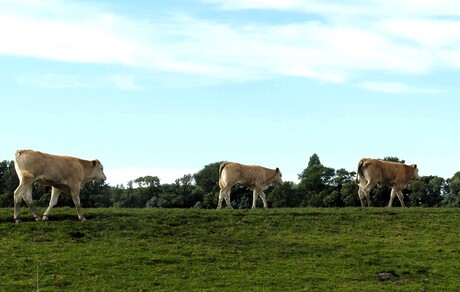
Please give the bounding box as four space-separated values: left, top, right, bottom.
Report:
411 164 420 180
92 160 107 181
274 167 283 185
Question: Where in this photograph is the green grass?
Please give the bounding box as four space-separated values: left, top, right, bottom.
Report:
0 207 459 291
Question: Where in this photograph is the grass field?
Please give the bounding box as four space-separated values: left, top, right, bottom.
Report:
0 207 459 291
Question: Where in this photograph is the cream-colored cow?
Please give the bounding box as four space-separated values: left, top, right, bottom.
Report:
217 162 283 209
13 150 107 223
356 158 420 207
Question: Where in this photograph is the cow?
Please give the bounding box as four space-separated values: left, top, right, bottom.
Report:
13 150 107 223
356 158 420 207
217 162 283 209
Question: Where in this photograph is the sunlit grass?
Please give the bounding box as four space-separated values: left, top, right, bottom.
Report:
0 207 459 290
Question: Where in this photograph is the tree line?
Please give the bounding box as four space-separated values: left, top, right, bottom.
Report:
1 154 459 209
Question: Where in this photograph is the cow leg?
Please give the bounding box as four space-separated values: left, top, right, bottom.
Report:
396 191 406 207
13 184 26 223
70 189 86 222
366 192 372 207
42 187 61 221
223 188 233 209
357 180 367 207
259 192 268 209
23 189 41 221
360 180 377 207
358 187 366 207
251 190 259 209
217 186 233 209
14 182 41 222
388 188 397 207
360 186 372 207
217 189 224 209
252 189 268 209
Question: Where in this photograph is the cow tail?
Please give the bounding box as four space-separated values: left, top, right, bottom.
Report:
219 162 229 179
14 150 34 179
218 162 229 189
356 159 365 182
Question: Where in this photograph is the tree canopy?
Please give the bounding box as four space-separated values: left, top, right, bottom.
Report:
0 154 458 209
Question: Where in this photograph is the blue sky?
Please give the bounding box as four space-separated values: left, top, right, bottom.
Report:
1 0 460 185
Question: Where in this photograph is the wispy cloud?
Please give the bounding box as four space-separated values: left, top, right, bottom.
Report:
358 81 439 94
1 0 460 89
15 74 87 89
205 0 460 17
15 74 144 91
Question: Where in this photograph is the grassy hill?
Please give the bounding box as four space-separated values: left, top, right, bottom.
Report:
0 207 459 291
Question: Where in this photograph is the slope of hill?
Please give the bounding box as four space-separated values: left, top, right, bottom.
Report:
0 207 458 290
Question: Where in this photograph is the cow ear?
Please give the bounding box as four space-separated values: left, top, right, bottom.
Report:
276 167 279 173
92 160 97 167
413 164 417 169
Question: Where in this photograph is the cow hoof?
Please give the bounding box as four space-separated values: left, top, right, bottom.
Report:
80 217 87 222
35 217 42 221
15 219 21 224
42 216 49 221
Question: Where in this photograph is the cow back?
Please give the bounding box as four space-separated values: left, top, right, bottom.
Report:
360 158 418 187
220 162 282 189
15 150 106 186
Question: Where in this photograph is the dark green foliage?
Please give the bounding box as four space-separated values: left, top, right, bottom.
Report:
0 160 18 207
1 155 460 209
382 156 405 163
269 181 303 208
298 154 353 207
193 161 222 194
443 172 460 207
407 176 445 207
340 181 361 206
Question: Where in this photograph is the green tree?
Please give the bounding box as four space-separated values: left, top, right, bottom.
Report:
383 156 405 163
174 174 197 208
193 162 222 194
113 181 138 208
0 160 18 207
193 162 222 209
80 181 112 208
268 182 303 208
298 154 335 207
340 181 360 206
442 172 460 207
332 168 356 187
134 176 160 188
407 176 445 207
307 153 321 168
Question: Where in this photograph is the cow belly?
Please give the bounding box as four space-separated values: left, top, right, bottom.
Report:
37 179 71 194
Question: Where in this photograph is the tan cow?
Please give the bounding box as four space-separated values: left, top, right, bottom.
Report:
217 162 283 209
356 158 420 207
13 150 107 223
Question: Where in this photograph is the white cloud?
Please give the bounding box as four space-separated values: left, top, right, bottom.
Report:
205 0 460 17
382 19 460 47
0 15 136 64
15 74 144 91
1 0 460 89
359 81 439 94
15 74 87 89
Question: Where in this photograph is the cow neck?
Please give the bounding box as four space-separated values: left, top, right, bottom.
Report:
267 168 278 182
